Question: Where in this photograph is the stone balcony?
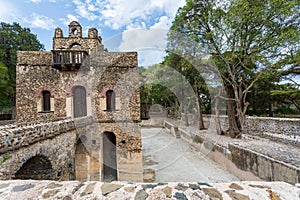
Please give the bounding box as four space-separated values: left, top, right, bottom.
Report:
51 50 89 71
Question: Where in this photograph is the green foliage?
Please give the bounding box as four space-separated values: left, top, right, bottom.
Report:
1 155 10 163
139 65 180 109
0 22 44 114
167 0 299 136
171 0 299 114
271 83 300 112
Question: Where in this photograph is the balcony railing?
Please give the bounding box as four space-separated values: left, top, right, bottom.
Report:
52 50 88 70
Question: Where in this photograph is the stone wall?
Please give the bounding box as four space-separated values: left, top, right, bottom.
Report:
16 50 140 123
16 51 78 122
203 115 300 145
203 115 300 135
164 120 300 184
53 38 102 52
0 129 77 180
0 117 143 182
0 117 83 153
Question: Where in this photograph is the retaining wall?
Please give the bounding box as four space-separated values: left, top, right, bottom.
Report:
164 120 300 184
203 115 300 146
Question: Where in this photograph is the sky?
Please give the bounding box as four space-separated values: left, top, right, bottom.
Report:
0 0 186 66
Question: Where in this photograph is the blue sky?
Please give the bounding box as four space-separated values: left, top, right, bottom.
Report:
0 0 185 66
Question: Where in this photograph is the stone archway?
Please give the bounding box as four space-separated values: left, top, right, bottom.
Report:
74 138 89 181
14 155 54 180
103 132 117 181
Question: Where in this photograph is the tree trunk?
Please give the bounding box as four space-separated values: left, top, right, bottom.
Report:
268 104 274 117
9 94 16 120
225 84 241 138
196 89 205 130
214 92 223 135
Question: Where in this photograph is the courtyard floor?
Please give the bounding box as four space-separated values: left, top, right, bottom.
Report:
142 128 239 183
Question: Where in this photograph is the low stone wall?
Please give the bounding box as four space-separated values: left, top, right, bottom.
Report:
203 115 300 146
0 120 15 126
229 144 300 183
164 120 300 184
0 116 94 153
0 180 298 199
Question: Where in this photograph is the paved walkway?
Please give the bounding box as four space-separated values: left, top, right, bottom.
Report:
170 118 300 169
142 128 239 183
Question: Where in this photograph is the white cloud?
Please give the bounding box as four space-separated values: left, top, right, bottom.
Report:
0 1 18 23
116 29 168 66
59 14 79 26
24 13 56 30
150 16 172 30
71 0 185 30
31 0 42 3
69 0 186 66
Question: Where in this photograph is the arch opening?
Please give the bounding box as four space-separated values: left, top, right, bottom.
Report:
70 42 81 50
14 155 54 180
103 132 117 181
74 138 89 181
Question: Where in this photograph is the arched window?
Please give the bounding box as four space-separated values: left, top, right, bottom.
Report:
106 90 115 111
42 90 51 112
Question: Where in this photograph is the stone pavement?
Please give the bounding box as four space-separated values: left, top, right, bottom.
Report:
0 180 299 200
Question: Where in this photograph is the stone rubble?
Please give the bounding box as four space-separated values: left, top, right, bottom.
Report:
0 180 298 200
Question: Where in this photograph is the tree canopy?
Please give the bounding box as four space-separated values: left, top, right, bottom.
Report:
166 0 299 137
0 22 44 116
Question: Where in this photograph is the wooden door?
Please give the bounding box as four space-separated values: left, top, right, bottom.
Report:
73 86 87 118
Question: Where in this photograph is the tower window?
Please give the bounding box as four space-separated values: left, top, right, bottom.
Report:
42 90 51 112
106 90 116 111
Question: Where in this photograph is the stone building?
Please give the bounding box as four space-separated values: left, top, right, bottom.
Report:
15 21 142 182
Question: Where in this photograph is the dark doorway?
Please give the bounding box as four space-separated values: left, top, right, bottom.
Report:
14 155 54 180
106 90 115 111
73 86 87 118
74 139 88 181
103 132 117 181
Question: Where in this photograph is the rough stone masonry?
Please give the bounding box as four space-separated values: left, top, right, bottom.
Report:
9 21 143 182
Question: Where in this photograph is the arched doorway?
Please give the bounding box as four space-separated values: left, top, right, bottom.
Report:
14 155 54 180
74 138 89 181
103 132 117 181
73 86 87 118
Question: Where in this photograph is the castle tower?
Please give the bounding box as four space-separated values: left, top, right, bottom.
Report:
15 22 142 182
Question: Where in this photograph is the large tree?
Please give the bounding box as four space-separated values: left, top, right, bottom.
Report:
0 22 44 118
169 0 299 137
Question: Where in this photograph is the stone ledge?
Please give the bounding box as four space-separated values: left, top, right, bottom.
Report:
0 116 95 153
0 180 298 199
